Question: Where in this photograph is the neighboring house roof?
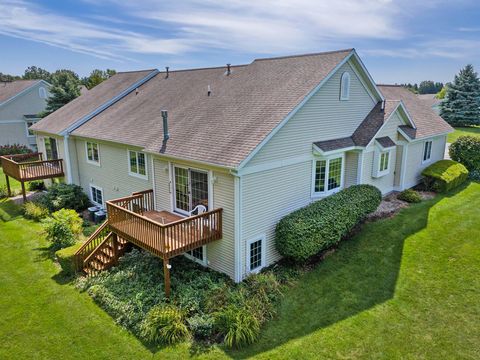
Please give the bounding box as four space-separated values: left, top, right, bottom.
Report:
31 70 156 135
417 93 442 107
378 85 453 140
0 80 43 106
40 49 354 168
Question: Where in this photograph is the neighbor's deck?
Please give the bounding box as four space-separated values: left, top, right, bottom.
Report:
0 153 64 182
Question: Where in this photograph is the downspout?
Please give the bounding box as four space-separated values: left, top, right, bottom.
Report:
233 172 243 283
63 134 73 184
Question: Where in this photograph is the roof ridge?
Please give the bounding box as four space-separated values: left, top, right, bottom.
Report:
253 48 354 62
115 69 157 75
377 84 405 87
157 64 249 74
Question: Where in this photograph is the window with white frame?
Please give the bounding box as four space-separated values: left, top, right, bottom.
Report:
340 72 350 100
25 120 37 137
38 87 47 99
379 151 390 172
247 236 265 273
423 141 433 162
90 185 103 206
86 142 100 164
313 156 343 195
128 150 147 178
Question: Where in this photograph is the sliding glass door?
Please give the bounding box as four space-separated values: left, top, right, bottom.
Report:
173 166 209 215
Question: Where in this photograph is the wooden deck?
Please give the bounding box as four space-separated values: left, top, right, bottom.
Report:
1 153 64 200
106 190 223 259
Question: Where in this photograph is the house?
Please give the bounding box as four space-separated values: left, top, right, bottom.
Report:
0 80 51 151
417 93 442 114
29 49 453 291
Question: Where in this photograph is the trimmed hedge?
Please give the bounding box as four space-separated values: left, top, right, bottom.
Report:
397 189 422 203
449 135 480 171
275 185 382 262
55 242 82 276
422 160 469 193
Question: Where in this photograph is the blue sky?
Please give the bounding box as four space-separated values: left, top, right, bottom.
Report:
1 0 479 84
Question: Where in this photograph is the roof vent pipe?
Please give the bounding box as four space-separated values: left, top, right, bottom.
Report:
226 63 231 75
381 99 385 111
161 110 169 141
207 85 211 97
165 67 169 78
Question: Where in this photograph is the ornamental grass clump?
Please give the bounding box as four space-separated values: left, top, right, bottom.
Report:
140 305 190 345
215 305 260 348
275 185 382 262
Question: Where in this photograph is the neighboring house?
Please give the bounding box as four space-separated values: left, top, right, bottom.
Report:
31 49 453 283
417 93 442 114
0 80 51 151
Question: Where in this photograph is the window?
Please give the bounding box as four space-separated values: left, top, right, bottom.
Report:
38 87 47 99
313 156 343 196
128 150 147 178
25 120 37 137
423 141 433 162
86 142 100 165
90 185 103 206
186 246 206 265
44 137 58 160
247 236 265 273
173 166 209 215
379 151 390 172
340 72 350 100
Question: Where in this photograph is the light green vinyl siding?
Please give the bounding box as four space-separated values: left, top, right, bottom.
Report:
153 158 236 279
344 151 359 187
241 161 312 278
403 135 447 189
75 138 152 203
246 61 376 167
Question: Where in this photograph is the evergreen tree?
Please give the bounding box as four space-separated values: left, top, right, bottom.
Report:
41 70 81 117
440 64 480 127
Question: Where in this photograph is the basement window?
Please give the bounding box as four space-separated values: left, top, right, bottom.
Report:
186 246 206 266
247 235 265 274
90 185 103 206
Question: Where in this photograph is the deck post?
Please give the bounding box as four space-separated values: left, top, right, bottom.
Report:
111 233 119 265
163 257 171 299
20 181 26 202
5 175 11 197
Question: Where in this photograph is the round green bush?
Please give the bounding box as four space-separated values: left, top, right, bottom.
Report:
449 135 480 171
275 185 382 262
422 160 469 193
397 189 422 203
141 305 190 345
41 209 83 250
39 183 90 212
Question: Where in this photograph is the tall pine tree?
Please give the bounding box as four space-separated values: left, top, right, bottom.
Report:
440 64 480 126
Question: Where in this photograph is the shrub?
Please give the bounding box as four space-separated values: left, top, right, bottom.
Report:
243 272 282 322
23 202 49 221
469 169 480 181
422 160 469 193
187 314 216 340
42 209 83 250
141 305 190 345
0 144 32 156
397 189 422 203
215 305 260 348
449 135 480 171
39 183 90 212
275 185 382 262
0 185 7 199
55 242 82 276
27 180 46 191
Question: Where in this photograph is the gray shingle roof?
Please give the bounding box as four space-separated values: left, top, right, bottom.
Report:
314 137 355 152
378 85 453 139
375 136 396 149
0 80 41 105
31 70 155 134
70 49 353 168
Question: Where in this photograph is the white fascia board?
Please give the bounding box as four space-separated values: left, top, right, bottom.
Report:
61 69 159 136
0 80 43 108
351 49 385 102
236 50 355 170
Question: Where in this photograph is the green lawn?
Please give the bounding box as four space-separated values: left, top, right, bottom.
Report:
1 183 479 359
447 126 480 142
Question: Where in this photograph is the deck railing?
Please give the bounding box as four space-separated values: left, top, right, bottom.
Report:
106 190 222 258
0 152 64 181
74 220 111 271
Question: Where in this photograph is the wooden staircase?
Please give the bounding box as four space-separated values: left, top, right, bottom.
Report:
74 221 129 276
